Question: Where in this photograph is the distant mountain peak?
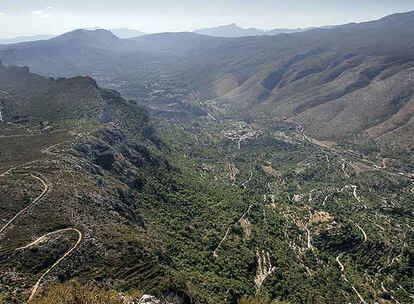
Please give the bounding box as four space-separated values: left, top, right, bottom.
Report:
194 24 264 37
52 29 120 45
110 28 145 39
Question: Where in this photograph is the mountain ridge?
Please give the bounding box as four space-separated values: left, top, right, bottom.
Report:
194 22 310 37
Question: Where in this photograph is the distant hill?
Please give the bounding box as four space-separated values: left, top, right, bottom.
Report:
194 23 264 37
0 34 55 44
0 29 135 77
264 27 307 35
194 23 312 37
0 28 145 45
51 28 121 46
110 28 145 38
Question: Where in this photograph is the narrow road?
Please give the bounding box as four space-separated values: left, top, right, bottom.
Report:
397 284 414 300
0 158 83 302
381 283 401 304
213 204 252 257
241 172 253 189
351 185 367 209
0 173 49 235
308 189 317 203
342 163 350 178
355 223 367 242
0 160 41 178
323 190 338 206
41 143 61 156
206 110 216 121
336 253 346 274
351 185 361 203
213 227 231 258
339 185 367 209
336 252 368 303
351 286 368 304
379 253 401 274
27 228 83 302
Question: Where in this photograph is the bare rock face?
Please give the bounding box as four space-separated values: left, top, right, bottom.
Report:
309 211 334 224
292 194 304 203
139 295 161 303
120 292 177 304
254 250 276 289
136 295 174 304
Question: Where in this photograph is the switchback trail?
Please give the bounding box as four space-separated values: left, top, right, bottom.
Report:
0 158 82 303
27 228 83 302
0 160 41 178
0 173 49 235
336 253 367 303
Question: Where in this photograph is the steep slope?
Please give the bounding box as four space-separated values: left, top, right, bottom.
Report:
0 64 179 303
0 62 49 96
201 11 414 157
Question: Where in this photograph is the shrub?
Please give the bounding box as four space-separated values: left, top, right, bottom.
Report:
31 280 121 304
238 294 291 304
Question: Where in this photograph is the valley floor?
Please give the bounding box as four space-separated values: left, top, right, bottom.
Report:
153 115 414 303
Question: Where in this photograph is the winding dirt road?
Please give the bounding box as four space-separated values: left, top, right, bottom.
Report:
336 253 367 303
213 204 253 257
336 221 371 303
27 228 83 302
0 173 49 235
336 253 346 273
241 172 253 189
355 223 368 242
0 160 82 302
213 227 231 258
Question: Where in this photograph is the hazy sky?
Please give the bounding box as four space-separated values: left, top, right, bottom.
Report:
1 0 414 38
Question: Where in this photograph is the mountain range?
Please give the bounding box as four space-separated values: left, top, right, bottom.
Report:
194 23 309 37
1 11 413 162
0 28 145 44
0 23 320 45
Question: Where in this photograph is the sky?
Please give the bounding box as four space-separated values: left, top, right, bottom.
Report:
0 0 414 38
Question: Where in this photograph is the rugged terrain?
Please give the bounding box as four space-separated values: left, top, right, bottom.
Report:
0 64 182 303
0 63 413 304
0 10 414 304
